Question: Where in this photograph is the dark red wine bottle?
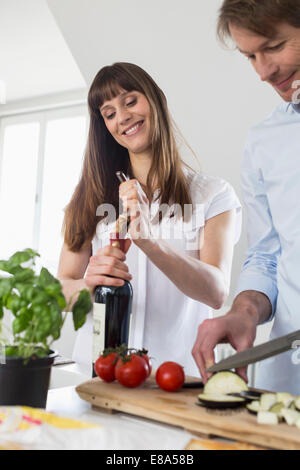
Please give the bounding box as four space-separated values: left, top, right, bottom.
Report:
92 234 133 377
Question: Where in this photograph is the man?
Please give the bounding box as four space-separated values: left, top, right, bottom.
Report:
192 0 300 394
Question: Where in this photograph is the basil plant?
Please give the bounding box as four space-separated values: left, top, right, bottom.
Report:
0 249 92 360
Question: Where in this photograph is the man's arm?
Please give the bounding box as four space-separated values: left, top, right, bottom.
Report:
192 290 271 383
232 290 272 325
192 136 280 381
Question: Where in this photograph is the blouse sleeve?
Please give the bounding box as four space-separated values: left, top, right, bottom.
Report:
204 177 242 245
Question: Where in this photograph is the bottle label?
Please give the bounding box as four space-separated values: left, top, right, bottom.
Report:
92 303 106 362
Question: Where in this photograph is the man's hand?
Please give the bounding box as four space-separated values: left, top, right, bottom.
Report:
192 291 272 382
192 305 261 383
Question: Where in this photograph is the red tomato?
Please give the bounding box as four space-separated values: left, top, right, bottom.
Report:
141 353 152 377
94 352 118 382
115 354 149 388
155 361 185 392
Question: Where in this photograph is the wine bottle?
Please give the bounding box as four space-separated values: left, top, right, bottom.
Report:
92 233 133 377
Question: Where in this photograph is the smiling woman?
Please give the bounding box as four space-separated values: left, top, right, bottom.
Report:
62 63 193 251
100 91 152 158
58 62 241 377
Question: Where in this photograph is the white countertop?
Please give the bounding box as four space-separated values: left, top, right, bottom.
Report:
46 364 193 450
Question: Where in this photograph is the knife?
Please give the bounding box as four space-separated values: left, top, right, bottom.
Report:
206 329 300 373
149 380 204 390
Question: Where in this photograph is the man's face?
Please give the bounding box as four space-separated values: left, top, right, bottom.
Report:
229 22 300 102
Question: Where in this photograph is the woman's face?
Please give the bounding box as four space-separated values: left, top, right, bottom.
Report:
100 90 152 155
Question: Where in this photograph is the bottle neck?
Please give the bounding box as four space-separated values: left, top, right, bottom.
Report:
110 233 125 252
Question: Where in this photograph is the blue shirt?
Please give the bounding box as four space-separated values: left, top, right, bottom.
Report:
236 102 300 394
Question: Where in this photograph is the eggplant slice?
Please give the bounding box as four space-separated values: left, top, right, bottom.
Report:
228 390 262 402
203 371 248 395
197 393 246 409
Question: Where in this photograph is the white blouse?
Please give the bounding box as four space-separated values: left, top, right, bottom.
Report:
72 170 241 377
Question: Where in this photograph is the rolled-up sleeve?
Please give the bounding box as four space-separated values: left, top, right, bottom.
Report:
235 139 280 319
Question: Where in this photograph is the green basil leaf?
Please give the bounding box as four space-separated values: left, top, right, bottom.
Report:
23 286 35 302
13 315 28 334
10 249 39 265
0 278 13 298
31 289 50 306
49 302 63 338
0 260 10 273
19 307 33 322
56 293 66 310
35 308 52 340
45 283 61 297
33 348 49 358
72 290 92 331
38 267 59 287
14 268 35 283
6 294 22 315
5 346 18 357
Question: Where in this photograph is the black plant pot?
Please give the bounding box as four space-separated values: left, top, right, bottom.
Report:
0 350 57 408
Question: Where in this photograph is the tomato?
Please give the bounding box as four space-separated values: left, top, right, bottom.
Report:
155 361 185 392
140 352 152 377
94 352 118 382
115 354 149 388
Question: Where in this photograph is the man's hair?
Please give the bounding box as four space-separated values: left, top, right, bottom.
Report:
218 0 300 43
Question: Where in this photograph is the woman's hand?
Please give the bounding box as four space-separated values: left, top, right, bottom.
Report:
119 179 153 243
85 241 132 289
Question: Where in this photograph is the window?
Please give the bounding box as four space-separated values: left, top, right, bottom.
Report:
0 105 88 275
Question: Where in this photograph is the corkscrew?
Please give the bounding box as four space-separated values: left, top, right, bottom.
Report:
116 171 129 184
114 171 130 243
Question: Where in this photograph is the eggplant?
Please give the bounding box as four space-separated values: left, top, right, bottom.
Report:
197 393 246 409
260 393 277 411
294 397 300 411
276 392 294 408
280 408 300 426
237 390 262 401
246 400 260 415
270 402 284 414
257 411 278 425
203 371 248 396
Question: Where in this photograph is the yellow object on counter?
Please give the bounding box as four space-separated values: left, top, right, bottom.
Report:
0 406 101 450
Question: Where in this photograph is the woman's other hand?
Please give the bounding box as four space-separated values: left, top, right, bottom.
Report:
119 179 152 242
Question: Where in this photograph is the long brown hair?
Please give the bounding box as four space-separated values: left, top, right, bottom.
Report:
63 62 193 252
217 0 300 44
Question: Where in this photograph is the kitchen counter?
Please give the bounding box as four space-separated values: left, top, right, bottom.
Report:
47 364 264 450
46 385 193 450
48 362 193 449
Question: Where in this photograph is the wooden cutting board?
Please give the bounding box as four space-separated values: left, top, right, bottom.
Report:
76 376 300 450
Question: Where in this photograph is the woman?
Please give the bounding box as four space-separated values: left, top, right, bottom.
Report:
58 62 241 376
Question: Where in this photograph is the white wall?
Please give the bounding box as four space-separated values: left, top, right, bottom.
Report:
0 0 86 102
47 0 282 303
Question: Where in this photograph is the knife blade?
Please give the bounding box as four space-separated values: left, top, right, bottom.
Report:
206 329 300 373
149 380 203 390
